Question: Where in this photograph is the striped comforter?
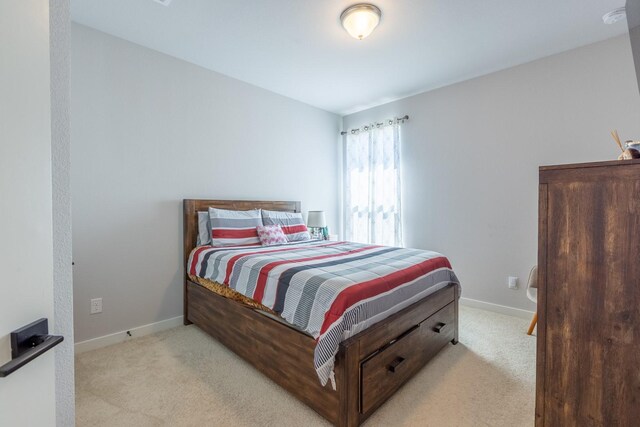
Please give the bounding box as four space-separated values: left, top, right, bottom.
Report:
188 240 460 387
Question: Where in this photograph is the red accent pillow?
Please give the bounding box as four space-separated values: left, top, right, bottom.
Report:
256 225 288 246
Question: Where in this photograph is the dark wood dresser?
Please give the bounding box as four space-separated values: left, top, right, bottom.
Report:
536 160 640 426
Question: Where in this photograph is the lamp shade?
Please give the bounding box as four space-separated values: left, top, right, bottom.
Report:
307 211 327 228
340 4 381 40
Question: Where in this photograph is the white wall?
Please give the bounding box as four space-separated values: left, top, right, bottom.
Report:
343 35 640 312
71 24 341 342
0 1 59 425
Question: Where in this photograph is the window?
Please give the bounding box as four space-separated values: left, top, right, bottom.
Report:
343 121 403 246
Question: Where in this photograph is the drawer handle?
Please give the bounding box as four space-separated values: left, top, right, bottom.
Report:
388 357 405 373
433 322 446 333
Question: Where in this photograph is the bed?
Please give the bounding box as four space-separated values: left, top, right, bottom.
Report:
183 199 460 426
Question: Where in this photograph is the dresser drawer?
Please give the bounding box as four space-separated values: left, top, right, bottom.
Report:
360 302 455 415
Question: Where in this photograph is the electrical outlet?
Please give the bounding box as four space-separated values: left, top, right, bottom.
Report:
508 276 519 289
90 298 102 314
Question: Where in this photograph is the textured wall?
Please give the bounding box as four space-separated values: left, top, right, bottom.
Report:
344 35 640 312
71 24 341 342
50 0 75 425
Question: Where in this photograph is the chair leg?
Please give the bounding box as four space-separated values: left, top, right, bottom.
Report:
527 312 538 335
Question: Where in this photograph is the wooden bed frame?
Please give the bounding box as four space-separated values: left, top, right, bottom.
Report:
183 199 459 427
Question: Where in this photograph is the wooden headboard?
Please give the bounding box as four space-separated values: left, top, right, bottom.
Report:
182 199 301 323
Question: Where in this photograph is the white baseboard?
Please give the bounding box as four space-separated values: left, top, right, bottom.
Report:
74 300 530 353
460 297 534 320
75 315 184 354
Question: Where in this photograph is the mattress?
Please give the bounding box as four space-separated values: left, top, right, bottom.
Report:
188 240 460 387
189 275 275 314
189 275 312 335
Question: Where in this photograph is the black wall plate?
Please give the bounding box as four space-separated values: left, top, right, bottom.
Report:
11 318 49 359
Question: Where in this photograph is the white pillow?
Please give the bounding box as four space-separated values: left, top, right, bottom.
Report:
196 211 211 246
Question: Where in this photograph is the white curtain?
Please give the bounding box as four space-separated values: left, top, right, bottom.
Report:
343 122 403 247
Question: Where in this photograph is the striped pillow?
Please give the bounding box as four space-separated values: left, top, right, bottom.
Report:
261 209 311 242
208 207 263 247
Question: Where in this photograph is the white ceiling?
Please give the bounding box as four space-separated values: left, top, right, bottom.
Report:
71 0 628 115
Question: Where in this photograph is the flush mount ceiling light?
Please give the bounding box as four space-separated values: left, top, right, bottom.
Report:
603 7 626 24
340 4 382 40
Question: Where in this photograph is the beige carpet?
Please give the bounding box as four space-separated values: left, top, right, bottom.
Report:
76 306 536 426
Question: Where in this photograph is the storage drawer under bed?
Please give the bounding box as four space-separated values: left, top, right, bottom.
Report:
359 301 456 415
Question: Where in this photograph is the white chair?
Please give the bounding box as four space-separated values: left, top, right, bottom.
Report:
526 265 538 335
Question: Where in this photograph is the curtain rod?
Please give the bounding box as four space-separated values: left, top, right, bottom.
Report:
340 115 409 136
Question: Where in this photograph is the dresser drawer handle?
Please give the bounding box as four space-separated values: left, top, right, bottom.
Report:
388 357 405 373
433 322 446 333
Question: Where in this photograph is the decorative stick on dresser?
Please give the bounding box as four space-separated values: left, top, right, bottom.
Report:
536 159 640 426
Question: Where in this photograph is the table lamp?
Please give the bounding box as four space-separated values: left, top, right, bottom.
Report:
307 211 327 240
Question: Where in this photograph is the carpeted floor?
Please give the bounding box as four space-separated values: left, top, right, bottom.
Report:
76 306 536 426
